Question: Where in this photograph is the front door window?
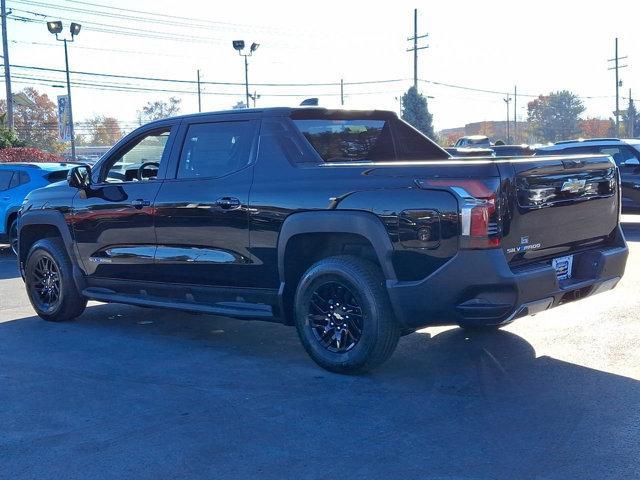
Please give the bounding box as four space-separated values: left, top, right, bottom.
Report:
102 129 171 183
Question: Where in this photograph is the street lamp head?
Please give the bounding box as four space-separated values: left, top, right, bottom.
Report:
47 20 63 35
232 40 245 52
70 22 82 37
250 42 259 53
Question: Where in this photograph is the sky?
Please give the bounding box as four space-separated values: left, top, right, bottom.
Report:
2 0 639 135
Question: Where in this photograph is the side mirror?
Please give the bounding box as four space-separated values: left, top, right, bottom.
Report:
621 157 640 167
67 165 92 189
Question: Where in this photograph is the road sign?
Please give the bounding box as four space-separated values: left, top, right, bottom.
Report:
57 95 71 141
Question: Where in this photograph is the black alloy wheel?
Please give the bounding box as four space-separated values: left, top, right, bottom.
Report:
29 254 62 314
307 281 364 353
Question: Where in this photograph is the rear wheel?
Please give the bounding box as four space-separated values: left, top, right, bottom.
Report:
25 238 87 322
8 219 18 256
294 255 400 374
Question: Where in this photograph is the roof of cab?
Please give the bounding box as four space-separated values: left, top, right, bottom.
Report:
143 107 398 127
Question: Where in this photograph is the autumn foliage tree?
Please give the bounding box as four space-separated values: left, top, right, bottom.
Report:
527 90 585 143
0 87 62 152
579 117 611 139
84 116 123 145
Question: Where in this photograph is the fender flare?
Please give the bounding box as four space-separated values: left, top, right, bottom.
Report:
277 210 397 283
17 210 86 289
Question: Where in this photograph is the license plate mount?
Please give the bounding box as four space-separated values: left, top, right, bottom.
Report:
552 255 573 280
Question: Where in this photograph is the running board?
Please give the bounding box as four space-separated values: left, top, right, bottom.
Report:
82 288 275 319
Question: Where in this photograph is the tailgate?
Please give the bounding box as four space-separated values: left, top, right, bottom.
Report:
502 155 619 266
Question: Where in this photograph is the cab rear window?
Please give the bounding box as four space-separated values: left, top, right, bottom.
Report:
0 170 14 191
293 119 394 162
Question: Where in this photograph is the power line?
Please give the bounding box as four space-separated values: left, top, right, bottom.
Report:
9 73 408 98
7 62 409 87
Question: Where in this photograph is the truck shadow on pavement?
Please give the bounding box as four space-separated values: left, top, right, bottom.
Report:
1 303 638 480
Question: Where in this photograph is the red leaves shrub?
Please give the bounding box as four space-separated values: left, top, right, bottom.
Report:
0 147 64 163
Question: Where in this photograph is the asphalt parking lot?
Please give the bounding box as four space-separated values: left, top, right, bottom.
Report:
1 216 639 480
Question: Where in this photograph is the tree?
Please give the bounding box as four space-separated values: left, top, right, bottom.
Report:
0 87 63 152
0 114 24 148
84 115 123 145
579 117 611 139
401 86 435 138
0 126 24 148
527 90 585 143
622 97 639 138
137 97 181 123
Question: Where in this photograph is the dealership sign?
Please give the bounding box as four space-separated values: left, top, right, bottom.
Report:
57 95 71 141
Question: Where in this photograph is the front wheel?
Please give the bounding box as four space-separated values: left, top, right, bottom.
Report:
25 238 87 322
294 255 401 374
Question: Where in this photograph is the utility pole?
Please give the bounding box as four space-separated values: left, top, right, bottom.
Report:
1 0 13 130
340 78 344 106
406 9 428 91
513 86 517 143
503 95 511 143
608 38 628 137
629 88 635 138
196 69 202 112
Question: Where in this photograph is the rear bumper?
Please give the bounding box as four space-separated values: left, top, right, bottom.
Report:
386 228 629 329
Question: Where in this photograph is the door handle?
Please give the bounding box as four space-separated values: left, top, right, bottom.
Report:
131 199 151 209
215 197 241 210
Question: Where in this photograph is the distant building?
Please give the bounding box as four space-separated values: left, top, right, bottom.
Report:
63 145 111 163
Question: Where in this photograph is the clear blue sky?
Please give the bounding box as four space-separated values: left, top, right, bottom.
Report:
3 0 638 134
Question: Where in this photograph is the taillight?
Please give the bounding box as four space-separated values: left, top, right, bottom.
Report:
416 178 501 249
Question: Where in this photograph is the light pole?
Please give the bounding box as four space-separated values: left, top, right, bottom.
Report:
47 20 81 161
503 95 512 143
232 40 259 108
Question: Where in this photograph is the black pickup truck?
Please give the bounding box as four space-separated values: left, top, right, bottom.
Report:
17 108 629 373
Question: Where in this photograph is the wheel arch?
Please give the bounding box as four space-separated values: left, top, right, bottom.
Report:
17 210 86 290
276 210 396 324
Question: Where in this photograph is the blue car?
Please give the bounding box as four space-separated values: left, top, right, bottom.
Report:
0 162 77 254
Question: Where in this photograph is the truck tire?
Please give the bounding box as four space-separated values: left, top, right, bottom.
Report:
294 255 401 374
24 238 87 322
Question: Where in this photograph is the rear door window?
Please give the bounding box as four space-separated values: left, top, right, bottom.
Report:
8 171 20 189
177 121 256 179
0 170 14 191
19 171 30 185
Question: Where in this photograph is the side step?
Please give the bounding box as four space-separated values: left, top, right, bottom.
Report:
82 288 275 320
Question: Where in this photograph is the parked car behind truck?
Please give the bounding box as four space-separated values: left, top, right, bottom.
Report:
17 108 628 373
0 162 77 254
